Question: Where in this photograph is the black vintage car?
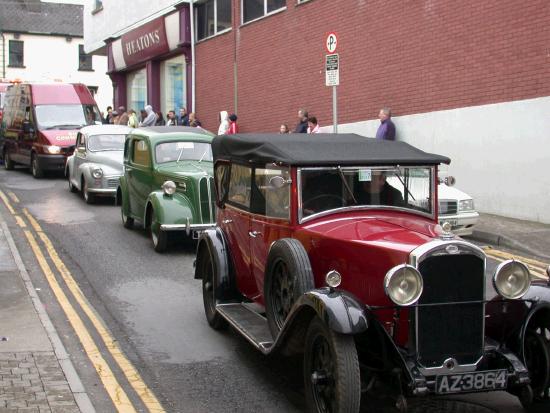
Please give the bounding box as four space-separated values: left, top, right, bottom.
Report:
195 133 550 412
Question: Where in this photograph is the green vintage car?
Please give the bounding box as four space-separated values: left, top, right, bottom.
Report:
117 127 216 252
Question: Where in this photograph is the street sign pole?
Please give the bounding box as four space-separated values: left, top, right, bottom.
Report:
333 85 337 133
325 33 339 133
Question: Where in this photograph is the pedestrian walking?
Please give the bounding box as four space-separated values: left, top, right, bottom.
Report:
188 112 202 127
166 110 178 126
178 107 189 126
375 107 396 140
307 116 320 134
155 111 166 126
228 114 238 134
139 105 157 127
115 106 129 125
128 109 139 128
218 111 230 135
294 109 308 133
279 124 290 134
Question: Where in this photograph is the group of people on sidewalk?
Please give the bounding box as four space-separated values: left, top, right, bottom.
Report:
102 106 203 129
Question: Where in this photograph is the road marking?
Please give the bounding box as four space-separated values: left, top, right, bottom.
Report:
23 229 137 413
21 208 165 413
14 215 27 228
483 247 548 280
0 189 16 214
7 191 19 203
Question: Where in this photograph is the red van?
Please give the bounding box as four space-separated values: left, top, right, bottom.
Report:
0 82 10 123
1 83 102 178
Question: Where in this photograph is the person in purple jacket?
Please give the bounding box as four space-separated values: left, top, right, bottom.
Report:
375 107 396 140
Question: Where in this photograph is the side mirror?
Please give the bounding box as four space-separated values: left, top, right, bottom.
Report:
23 120 34 134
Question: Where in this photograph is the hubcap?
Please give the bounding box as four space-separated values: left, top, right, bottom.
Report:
272 261 293 329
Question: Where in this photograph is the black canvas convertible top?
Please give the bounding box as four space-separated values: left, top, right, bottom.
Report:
212 133 450 166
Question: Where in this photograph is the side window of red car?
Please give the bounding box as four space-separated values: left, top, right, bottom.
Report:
253 166 290 220
215 162 230 204
227 164 251 209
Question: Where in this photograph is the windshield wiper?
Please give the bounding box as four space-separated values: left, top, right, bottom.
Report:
337 166 358 205
176 147 185 163
198 148 209 163
392 168 416 202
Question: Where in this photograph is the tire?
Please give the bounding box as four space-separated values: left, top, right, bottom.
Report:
68 170 77 193
265 238 314 338
4 151 14 170
150 208 168 252
525 326 550 403
304 317 361 413
82 178 95 204
200 247 228 330
120 197 134 229
31 154 44 178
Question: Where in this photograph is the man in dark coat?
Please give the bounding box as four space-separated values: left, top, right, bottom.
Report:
375 107 396 140
294 109 308 133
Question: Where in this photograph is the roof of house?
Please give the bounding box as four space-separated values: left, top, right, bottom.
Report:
0 0 83 37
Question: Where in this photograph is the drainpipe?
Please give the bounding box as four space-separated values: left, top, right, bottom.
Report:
189 0 196 112
1 32 5 79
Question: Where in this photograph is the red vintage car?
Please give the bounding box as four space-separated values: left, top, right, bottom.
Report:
195 133 550 412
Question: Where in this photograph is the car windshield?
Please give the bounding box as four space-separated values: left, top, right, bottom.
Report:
88 134 126 152
35 104 102 129
300 166 434 219
155 141 212 164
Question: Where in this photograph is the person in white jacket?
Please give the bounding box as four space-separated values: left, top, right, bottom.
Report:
217 110 230 135
139 105 157 127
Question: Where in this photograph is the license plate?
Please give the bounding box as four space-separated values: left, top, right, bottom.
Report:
439 219 458 227
436 370 507 394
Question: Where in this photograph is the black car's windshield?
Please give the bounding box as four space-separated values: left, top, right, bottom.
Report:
300 166 434 219
35 104 102 129
88 134 126 152
155 141 212 164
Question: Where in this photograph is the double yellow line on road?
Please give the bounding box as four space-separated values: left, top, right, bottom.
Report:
482 246 549 281
0 189 165 413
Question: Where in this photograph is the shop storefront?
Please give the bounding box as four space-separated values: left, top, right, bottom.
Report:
106 6 191 116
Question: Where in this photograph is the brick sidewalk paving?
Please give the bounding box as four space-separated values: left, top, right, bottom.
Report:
0 352 79 413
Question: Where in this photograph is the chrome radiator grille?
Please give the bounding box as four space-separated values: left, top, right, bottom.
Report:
439 200 457 215
416 254 485 368
199 176 215 224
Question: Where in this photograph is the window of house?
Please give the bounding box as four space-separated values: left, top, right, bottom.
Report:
78 45 93 71
196 0 231 41
93 0 103 12
243 0 285 24
9 40 24 68
160 56 185 114
127 69 147 114
228 164 252 209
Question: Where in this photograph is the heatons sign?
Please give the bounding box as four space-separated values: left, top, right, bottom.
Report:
121 17 169 67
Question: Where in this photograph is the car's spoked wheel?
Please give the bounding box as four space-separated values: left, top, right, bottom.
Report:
525 326 550 402
201 249 228 330
304 318 361 413
272 260 293 330
150 212 168 252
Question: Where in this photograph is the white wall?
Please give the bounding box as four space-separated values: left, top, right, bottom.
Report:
321 97 550 224
83 0 185 53
3 33 113 111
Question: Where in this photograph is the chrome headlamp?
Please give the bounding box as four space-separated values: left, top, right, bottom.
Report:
325 270 342 288
384 264 423 306
162 180 176 196
493 260 531 299
91 168 103 179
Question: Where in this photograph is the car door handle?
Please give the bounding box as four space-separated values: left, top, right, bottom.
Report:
248 231 261 238
222 219 233 224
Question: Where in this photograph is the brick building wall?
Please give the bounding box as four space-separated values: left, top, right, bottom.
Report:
195 0 550 133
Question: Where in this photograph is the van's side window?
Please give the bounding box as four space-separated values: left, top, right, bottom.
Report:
132 139 150 166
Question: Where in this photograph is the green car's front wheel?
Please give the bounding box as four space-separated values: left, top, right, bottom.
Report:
150 211 168 253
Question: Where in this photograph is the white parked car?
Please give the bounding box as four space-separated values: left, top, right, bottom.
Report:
438 184 479 236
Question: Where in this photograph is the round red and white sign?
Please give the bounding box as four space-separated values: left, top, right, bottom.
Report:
325 32 338 54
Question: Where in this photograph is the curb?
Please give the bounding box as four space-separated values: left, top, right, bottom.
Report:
468 229 550 261
0 218 96 413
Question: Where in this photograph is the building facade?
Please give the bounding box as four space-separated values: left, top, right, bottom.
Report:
85 0 550 223
0 0 112 110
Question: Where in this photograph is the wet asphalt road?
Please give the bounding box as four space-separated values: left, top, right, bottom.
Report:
0 167 535 413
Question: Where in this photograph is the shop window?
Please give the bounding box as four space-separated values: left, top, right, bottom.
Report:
127 69 147 114
9 40 24 68
196 0 231 41
160 56 185 115
243 0 285 24
78 45 93 71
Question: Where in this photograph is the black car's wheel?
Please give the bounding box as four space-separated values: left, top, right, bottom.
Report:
4 150 14 170
31 154 44 178
150 210 168 253
525 325 550 403
200 248 228 330
82 179 95 204
265 238 314 338
304 317 361 413
120 198 134 229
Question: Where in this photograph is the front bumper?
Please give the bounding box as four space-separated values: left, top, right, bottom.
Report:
86 175 121 197
36 154 66 172
439 211 479 236
161 221 216 237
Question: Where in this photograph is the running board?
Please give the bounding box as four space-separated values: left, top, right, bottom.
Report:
216 303 274 354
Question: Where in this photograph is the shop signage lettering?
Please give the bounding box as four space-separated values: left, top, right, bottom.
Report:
121 16 169 67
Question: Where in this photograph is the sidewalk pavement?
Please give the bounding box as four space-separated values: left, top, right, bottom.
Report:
466 212 550 262
0 218 94 413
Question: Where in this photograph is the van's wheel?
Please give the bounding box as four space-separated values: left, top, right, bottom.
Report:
82 178 94 204
150 209 168 252
31 154 43 178
304 317 361 413
200 247 228 330
525 325 550 403
4 151 14 170
265 238 314 338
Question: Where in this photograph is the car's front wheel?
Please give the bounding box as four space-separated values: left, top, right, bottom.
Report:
4 150 14 170
150 209 168 252
304 317 361 413
31 154 43 179
525 324 550 405
200 248 228 330
120 195 134 229
265 238 314 338
82 178 94 204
